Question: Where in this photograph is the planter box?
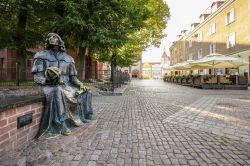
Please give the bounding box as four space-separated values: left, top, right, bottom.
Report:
238 76 248 85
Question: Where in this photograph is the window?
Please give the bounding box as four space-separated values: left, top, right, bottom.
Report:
209 22 216 35
198 49 203 59
249 0 250 12
226 8 235 25
0 58 4 68
189 40 192 48
210 43 216 54
189 53 193 60
197 31 202 42
27 59 32 68
226 32 236 48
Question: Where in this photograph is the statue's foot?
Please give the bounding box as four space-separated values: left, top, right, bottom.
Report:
74 121 83 127
63 128 71 136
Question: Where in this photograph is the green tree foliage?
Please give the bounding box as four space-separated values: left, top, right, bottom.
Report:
0 0 54 49
93 0 170 67
0 0 55 80
0 0 170 79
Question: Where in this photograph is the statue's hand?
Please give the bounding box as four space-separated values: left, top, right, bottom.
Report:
80 84 90 92
76 84 90 96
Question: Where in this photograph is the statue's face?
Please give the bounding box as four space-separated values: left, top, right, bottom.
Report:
48 34 59 46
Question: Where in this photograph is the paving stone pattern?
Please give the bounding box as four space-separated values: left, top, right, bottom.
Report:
164 96 250 143
1 79 250 166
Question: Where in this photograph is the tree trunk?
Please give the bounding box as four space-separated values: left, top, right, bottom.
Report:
77 47 86 80
86 56 92 79
16 1 28 82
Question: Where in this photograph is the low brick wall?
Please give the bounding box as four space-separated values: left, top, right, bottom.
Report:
0 96 43 155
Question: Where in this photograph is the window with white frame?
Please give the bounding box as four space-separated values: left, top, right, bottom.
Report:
198 49 202 59
226 32 236 48
226 8 235 25
209 22 216 35
189 40 192 48
197 31 202 42
189 53 193 60
209 43 216 54
249 0 250 12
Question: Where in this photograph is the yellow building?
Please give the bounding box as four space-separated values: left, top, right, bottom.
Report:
169 30 187 65
170 0 250 76
142 63 152 79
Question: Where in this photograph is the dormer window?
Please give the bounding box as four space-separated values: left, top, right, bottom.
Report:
211 4 217 13
226 8 235 25
200 14 210 23
200 17 204 23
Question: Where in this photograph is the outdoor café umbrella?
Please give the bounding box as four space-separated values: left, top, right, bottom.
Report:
189 53 249 70
173 62 191 70
165 63 179 71
166 60 194 71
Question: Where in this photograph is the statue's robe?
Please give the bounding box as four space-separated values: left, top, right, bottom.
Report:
32 50 93 137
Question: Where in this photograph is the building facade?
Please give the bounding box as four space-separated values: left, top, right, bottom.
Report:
0 47 106 82
169 30 187 65
170 0 250 76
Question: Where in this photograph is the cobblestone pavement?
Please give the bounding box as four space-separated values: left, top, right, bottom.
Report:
3 79 250 166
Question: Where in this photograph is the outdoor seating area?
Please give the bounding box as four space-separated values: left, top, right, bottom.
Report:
164 53 249 90
163 74 248 90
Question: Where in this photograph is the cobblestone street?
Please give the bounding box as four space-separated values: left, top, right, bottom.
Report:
3 79 250 166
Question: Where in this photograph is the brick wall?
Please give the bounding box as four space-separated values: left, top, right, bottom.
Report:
0 102 43 155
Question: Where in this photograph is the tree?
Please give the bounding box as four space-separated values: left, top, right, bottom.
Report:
45 0 146 79
0 0 170 82
93 0 170 67
0 0 54 81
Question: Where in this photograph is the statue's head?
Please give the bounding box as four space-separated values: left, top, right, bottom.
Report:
45 33 65 52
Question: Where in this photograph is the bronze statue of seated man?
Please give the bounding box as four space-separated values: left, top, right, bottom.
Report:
32 33 93 137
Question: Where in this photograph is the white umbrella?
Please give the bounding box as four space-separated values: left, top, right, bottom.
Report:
166 60 194 71
189 53 249 69
165 63 180 71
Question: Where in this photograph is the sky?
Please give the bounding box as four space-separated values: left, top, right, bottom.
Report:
141 0 216 63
